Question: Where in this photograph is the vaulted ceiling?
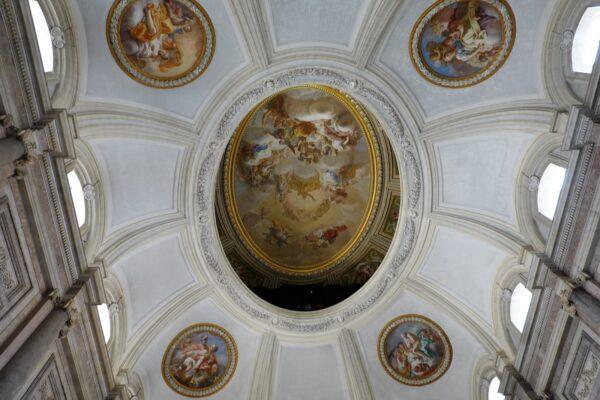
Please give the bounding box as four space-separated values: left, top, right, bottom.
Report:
51 0 583 398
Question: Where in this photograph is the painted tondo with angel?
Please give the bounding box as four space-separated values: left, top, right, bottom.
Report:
162 324 237 397
107 0 215 88
411 0 515 87
379 315 452 386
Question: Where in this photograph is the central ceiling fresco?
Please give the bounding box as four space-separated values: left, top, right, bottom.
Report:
216 85 401 310
224 85 381 274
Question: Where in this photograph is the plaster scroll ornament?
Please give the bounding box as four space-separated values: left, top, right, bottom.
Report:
479 378 491 390
106 0 215 88
108 301 119 316
50 26 66 49
162 323 237 397
82 184 96 201
378 314 452 386
560 30 574 52
410 0 516 88
501 288 512 302
528 175 540 192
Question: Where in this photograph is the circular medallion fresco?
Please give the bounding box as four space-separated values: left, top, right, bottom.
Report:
224 85 382 275
106 0 215 88
410 0 516 88
162 324 237 397
378 314 452 386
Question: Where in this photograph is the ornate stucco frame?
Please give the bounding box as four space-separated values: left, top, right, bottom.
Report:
223 84 383 275
161 323 238 398
194 67 423 334
377 313 453 386
409 0 516 88
106 0 216 89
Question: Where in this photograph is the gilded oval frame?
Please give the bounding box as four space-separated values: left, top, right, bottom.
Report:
223 84 383 276
378 314 453 386
409 0 516 88
106 0 216 89
161 323 238 398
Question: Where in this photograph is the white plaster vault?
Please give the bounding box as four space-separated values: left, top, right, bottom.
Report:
40 0 596 398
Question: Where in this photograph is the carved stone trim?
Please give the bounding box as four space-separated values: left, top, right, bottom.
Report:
21 355 67 400
195 67 423 333
561 324 600 400
0 0 41 121
248 332 278 400
50 26 65 49
0 244 15 290
560 288 578 317
565 107 595 149
554 144 594 268
339 329 374 400
0 195 31 306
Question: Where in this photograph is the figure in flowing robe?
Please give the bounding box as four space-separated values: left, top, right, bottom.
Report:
427 0 500 69
127 2 184 71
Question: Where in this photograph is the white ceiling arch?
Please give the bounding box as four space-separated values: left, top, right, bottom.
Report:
54 0 578 398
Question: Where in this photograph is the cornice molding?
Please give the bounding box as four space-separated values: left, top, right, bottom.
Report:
117 283 212 371
255 0 366 64
421 107 558 140
227 0 270 69
354 0 405 69
248 331 279 400
403 279 504 355
95 218 188 268
338 329 375 400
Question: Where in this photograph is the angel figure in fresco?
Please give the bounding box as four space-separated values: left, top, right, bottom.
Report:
426 0 500 69
305 225 348 248
388 329 442 378
237 141 278 187
261 95 359 164
173 336 220 387
322 115 360 153
124 1 193 72
288 171 321 201
164 0 191 25
355 261 378 283
263 220 290 247
190 344 219 386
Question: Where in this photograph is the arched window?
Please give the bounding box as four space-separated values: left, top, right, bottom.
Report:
510 283 533 333
97 304 111 343
488 377 505 400
67 171 86 227
537 163 567 220
572 6 600 74
28 0 54 73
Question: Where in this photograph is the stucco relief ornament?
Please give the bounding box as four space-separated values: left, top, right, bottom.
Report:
560 30 575 51
410 0 516 88
378 314 452 386
106 0 215 88
501 288 512 302
50 26 66 49
82 184 96 201
528 175 540 192
480 378 491 390
223 85 383 276
0 244 16 290
162 323 237 397
196 67 423 333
